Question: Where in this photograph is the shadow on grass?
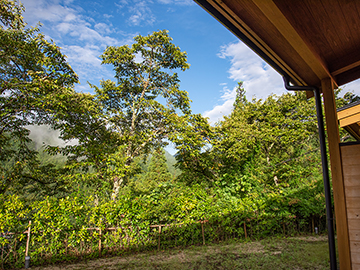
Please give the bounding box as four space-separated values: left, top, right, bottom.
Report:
81 236 334 270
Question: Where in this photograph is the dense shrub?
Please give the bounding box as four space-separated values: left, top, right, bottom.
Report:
0 180 326 269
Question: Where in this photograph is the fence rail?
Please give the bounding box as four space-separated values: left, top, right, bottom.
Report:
1 215 325 269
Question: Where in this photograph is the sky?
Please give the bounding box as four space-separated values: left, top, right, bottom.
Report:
21 0 360 125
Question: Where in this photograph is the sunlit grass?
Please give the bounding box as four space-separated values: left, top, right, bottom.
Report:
66 236 335 270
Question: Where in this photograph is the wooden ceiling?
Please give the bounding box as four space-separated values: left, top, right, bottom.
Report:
195 0 360 89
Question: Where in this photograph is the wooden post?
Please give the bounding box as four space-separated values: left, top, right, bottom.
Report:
25 221 31 257
312 216 315 234
98 228 102 255
244 221 247 239
201 221 205 245
158 225 161 251
322 77 351 270
65 233 68 254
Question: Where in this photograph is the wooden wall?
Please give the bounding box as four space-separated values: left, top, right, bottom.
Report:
341 143 360 269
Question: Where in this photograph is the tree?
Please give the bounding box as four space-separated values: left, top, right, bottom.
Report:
58 30 191 200
129 148 172 195
0 0 80 195
214 84 320 189
171 113 216 185
147 148 172 183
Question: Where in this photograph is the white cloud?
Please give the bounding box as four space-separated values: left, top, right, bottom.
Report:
218 41 285 99
95 22 113 35
134 52 145 63
204 41 286 124
22 0 120 48
206 42 360 124
64 13 77 22
341 79 360 97
116 0 156 26
21 0 79 25
61 44 114 86
203 85 237 124
20 0 132 91
63 45 102 67
64 0 75 5
115 0 193 26
75 84 94 95
116 0 129 9
157 0 194 5
115 0 193 27
56 22 73 34
73 24 118 45
203 98 234 124
104 14 113 19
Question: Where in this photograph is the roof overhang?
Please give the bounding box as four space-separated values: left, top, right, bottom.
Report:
195 0 360 96
337 101 360 141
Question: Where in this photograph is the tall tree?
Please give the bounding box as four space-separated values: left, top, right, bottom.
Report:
100 30 190 199
0 0 80 195
58 30 191 200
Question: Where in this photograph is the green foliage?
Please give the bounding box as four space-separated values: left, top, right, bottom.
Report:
131 149 173 194
97 30 191 199
163 150 180 176
0 0 24 29
147 148 172 183
215 85 319 188
171 113 216 185
0 194 28 240
0 0 80 197
0 181 328 268
52 30 192 200
1 2 358 268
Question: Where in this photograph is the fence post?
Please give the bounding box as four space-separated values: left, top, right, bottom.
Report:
311 216 313 233
98 228 102 255
65 232 68 254
158 225 161 251
201 221 205 245
25 221 31 269
244 221 247 239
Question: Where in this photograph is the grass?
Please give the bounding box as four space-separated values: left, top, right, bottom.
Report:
32 235 336 270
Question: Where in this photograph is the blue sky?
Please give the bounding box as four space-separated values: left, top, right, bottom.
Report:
21 0 360 125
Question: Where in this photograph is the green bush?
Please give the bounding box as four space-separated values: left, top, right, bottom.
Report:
0 181 326 269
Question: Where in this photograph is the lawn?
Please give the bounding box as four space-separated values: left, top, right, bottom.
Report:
32 235 335 270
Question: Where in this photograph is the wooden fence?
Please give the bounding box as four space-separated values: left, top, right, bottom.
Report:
1 216 325 269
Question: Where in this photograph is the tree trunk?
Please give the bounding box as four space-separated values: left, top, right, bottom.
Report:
111 177 123 201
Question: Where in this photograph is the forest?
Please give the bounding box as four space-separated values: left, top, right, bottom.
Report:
1 0 360 268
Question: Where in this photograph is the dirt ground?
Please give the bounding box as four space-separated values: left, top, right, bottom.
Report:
30 235 328 270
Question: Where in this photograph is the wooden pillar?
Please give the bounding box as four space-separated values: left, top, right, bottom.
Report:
322 77 351 270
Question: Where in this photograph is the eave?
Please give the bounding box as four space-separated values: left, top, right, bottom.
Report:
195 0 360 97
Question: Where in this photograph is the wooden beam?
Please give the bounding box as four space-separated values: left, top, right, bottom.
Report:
322 77 352 270
344 124 360 141
338 103 360 139
251 0 333 82
331 60 360 77
338 103 360 121
335 65 360 87
340 115 360 128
